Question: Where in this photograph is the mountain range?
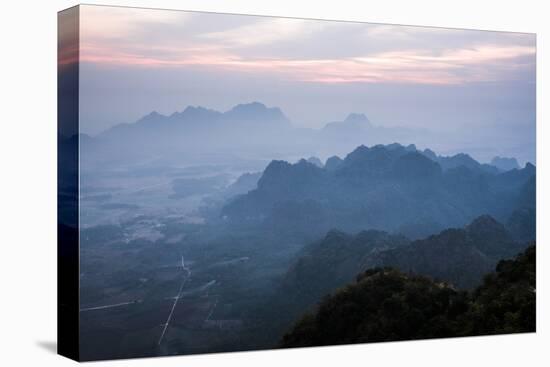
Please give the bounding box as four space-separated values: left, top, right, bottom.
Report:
253 214 533 348
363 215 526 288
101 102 291 141
78 102 527 169
81 102 296 167
222 143 535 238
277 215 530 315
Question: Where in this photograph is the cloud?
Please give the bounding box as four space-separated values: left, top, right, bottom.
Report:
79 42 534 85
198 17 323 48
80 5 190 41
77 5 535 86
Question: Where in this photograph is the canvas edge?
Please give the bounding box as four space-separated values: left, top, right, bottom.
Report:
57 4 81 362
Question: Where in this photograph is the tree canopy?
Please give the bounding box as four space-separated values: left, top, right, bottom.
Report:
281 245 535 348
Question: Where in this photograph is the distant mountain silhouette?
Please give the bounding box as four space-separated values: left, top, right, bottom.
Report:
222 143 535 237
101 101 289 140
83 102 295 167
224 102 289 127
324 156 343 171
223 172 262 199
81 102 527 172
318 114 431 156
306 157 323 168
491 156 520 171
323 113 372 133
434 153 500 174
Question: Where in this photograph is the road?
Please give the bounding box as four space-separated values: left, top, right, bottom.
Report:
205 295 219 322
80 300 141 312
157 276 188 345
157 254 193 345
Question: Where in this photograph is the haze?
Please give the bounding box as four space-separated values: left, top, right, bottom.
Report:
76 5 536 163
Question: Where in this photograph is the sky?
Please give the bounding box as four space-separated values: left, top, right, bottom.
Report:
72 5 536 163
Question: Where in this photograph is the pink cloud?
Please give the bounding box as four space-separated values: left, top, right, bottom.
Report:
76 5 535 85
79 41 535 85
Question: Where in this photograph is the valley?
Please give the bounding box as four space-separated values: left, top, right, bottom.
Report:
76 140 536 360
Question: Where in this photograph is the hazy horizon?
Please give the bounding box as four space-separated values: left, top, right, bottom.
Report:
72 5 535 163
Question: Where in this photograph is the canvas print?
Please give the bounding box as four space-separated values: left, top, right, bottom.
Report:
58 5 536 361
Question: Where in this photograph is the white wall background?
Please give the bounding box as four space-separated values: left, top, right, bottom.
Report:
0 0 547 365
